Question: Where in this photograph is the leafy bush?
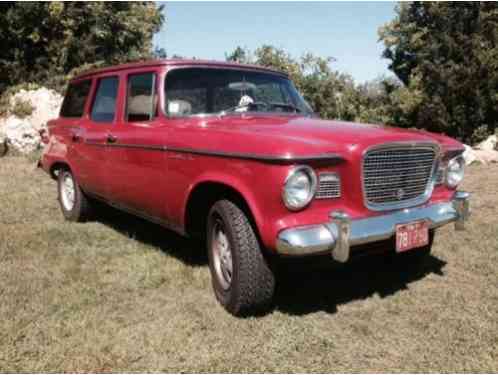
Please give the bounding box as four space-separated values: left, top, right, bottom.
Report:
11 98 34 119
0 83 40 117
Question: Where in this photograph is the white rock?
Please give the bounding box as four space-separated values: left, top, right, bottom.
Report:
0 86 63 154
462 144 479 165
474 149 498 164
475 135 497 151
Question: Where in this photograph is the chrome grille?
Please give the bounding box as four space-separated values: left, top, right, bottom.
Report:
316 173 340 199
362 144 438 209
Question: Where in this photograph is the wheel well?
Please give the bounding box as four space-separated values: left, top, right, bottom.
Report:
185 182 257 240
49 162 70 179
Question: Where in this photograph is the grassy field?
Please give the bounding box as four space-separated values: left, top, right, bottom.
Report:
0 156 497 372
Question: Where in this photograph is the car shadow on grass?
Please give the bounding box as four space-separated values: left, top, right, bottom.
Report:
94 203 447 316
94 203 208 266
273 253 446 316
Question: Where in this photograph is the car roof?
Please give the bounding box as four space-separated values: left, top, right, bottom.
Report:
71 59 288 81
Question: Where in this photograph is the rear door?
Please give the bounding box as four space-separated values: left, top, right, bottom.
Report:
59 79 93 189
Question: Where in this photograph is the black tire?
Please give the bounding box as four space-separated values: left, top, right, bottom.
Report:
207 199 275 316
57 168 92 222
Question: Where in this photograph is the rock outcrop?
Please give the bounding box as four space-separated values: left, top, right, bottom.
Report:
0 87 63 154
462 135 498 165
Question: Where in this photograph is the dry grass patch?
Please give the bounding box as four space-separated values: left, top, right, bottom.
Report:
0 156 497 372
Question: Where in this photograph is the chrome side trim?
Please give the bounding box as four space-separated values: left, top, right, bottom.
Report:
83 140 344 163
276 191 470 256
167 146 344 163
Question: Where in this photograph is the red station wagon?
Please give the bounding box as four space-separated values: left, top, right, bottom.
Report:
41 60 470 315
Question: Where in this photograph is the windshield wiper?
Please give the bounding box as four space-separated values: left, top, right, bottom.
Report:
218 102 266 116
218 101 302 116
268 102 302 113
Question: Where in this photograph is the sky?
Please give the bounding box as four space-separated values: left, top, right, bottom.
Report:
153 2 397 83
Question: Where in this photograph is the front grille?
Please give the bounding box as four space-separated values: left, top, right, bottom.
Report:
316 173 340 199
362 144 438 209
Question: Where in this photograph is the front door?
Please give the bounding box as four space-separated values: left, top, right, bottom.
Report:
105 69 169 220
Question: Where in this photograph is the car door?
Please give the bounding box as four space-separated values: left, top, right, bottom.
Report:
57 78 93 187
105 69 169 220
78 74 120 199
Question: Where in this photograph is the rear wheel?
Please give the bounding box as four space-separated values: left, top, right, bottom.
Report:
207 200 275 316
57 168 92 222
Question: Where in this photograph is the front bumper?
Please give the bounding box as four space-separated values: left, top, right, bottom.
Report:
276 191 471 261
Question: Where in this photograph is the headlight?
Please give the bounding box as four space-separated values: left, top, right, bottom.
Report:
445 155 465 188
282 166 317 211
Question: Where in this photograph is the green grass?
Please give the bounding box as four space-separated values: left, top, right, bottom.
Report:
0 156 497 372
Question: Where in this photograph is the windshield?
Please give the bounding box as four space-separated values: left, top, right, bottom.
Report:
165 67 313 117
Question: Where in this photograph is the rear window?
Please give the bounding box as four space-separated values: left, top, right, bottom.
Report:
60 80 92 118
90 76 119 123
126 73 156 122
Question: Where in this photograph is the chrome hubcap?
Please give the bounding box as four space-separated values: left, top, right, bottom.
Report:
60 172 75 211
211 220 233 290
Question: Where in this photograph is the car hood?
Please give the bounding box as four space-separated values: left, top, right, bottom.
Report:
168 114 463 159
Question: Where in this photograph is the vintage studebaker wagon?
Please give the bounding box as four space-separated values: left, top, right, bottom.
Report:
41 60 470 315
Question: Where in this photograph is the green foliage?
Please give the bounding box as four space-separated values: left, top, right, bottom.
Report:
226 4 497 144
11 98 34 119
0 83 40 117
225 45 400 124
470 124 494 146
379 2 498 142
0 2 165 94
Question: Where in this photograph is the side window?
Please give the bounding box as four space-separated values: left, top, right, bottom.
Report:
90 76 119 123
60 80 91 118
126 73 156 122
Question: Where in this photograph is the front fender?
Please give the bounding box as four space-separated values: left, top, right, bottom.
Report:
183 171 266 238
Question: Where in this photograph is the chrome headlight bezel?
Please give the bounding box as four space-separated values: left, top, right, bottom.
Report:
282 165 318 211
445 155 465 188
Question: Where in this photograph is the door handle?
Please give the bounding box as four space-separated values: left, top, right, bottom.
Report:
106 134 117 144
71 134 81 142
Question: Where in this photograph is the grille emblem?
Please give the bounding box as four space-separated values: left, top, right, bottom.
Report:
396 188 405 200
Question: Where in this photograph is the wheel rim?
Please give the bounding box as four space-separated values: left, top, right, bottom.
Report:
60 172 76 211
211 218 233 290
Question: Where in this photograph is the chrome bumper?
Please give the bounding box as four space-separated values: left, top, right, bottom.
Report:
276 191 471 261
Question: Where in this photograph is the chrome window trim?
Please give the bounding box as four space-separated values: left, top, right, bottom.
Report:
361 141 441 211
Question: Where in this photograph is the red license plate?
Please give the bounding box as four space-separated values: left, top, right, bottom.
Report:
395 220 429 253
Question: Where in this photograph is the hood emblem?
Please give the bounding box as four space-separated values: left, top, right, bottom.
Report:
396 188 405 200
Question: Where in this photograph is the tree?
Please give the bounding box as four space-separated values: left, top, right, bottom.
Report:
379 2 498 142
0 2 165 93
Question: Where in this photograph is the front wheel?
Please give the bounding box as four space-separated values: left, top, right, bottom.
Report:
207 200 275 316
57 168 92 222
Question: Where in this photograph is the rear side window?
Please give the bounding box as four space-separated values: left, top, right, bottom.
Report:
126 73 156 122
60 80 91 118
91 76 119 123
